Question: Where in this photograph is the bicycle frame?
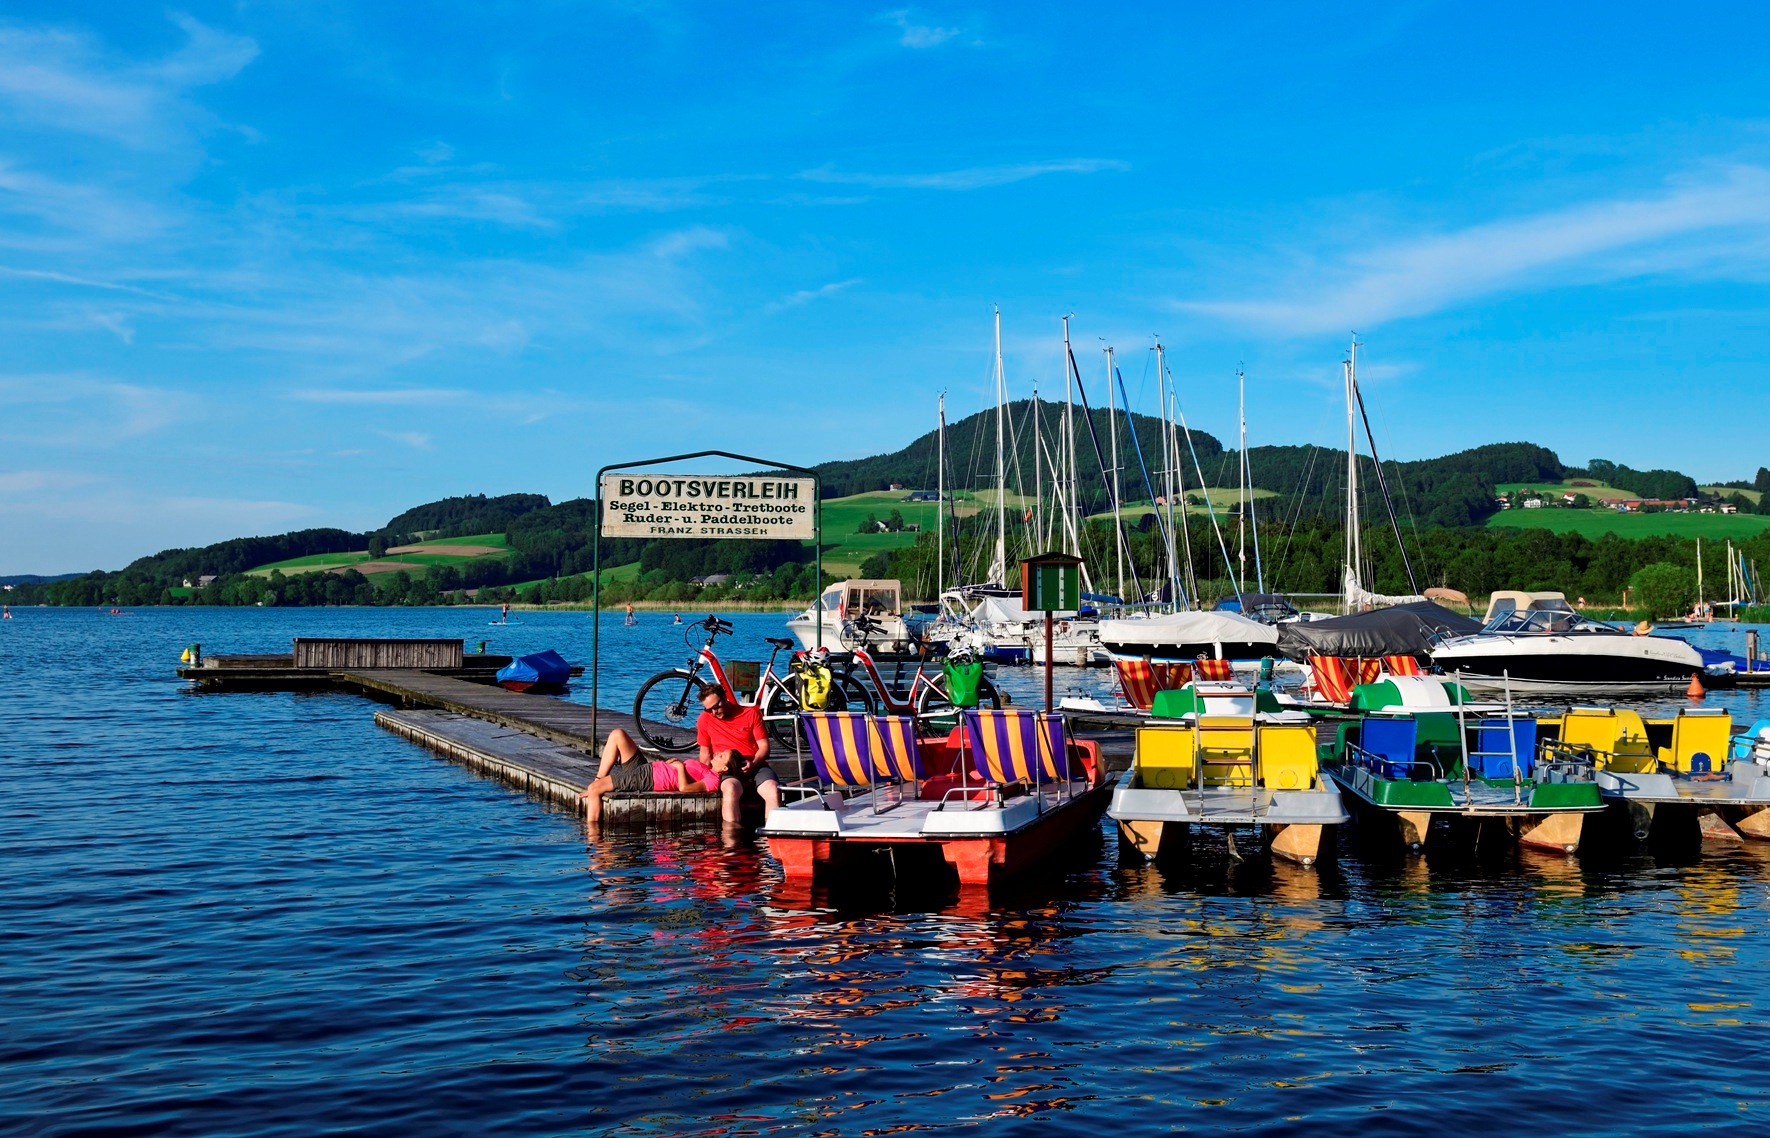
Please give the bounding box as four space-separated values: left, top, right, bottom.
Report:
841 647 940 714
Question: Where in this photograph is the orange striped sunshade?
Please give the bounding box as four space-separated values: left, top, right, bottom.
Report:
1114 659 1194 710
1383 655 1423 677
1194 658 1234 682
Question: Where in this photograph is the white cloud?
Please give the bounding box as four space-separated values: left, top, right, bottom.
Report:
0 15 257 145
1184 165 1770 334
799 159 1127 191
881 9 964 49
766 278 861 313
377 430 431 448
288 387 470 405
0 374 187 445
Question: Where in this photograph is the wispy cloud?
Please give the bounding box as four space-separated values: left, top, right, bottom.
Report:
288 387 470 405
0 264 173 298
0 15 257 145
0 374 188 445
1184 166 1770 334
766 278 861 313
377 430 431 448
799 159 1127 191
880 9 965 49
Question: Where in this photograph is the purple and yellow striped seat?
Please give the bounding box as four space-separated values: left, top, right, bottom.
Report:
800 712 929 788
800 712 876 788
865 715 928 783
962 709 1072 785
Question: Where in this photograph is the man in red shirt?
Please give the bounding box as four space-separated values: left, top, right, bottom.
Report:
696 686 779 823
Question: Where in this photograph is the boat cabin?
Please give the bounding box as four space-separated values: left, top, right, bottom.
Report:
1483 590 1573 624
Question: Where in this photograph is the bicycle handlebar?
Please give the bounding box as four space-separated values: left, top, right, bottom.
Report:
702 615 734 636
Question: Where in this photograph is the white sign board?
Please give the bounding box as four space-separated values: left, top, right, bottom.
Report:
599 473 817 540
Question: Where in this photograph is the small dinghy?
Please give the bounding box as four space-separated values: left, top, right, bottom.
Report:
496 649 571 693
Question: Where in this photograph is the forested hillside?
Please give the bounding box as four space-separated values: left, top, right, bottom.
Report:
814 399 1223 503
7 416 1757 609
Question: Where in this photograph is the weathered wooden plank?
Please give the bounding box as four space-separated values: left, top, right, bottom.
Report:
375 709 722 824
338 668 671 752
295 638 465 669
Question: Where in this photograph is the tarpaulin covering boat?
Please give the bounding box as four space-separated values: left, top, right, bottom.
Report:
496 649 571 692
1276 601 1481 660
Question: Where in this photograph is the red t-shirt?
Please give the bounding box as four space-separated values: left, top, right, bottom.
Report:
697 703 766 759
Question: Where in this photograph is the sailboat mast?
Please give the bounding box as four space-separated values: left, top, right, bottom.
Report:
1237 367 1247 594
1344 338 1362 612
1107 345 1122 601
1698 538 1704 608
993 307 1007 584
1156 343 1179 605
1032 384 1042 553
937 392 946 599
1061 315 1076 558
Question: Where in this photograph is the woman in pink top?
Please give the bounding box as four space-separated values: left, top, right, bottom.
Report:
580 728 719 824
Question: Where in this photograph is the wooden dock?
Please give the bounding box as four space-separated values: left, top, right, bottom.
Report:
179 637 1132 826
375 709 722 823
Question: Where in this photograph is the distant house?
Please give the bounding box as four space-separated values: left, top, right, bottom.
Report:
1722 503 1740 514
691 573 733 588
1561 492 1579 505
887 482 905 491
197 575 218 587
1523 498 1544 509
1496 497 1511 510
903 490 940 502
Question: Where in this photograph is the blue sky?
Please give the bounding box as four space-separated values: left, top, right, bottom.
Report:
4 2 1770 573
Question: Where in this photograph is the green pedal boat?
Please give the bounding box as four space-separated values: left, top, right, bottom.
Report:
1322 675 1603 854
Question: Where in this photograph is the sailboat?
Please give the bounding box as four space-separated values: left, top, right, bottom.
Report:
1097 345 1279 664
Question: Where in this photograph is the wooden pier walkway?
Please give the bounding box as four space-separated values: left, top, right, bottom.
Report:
375 709 722 823
339 668 662 752
180 638 1134 825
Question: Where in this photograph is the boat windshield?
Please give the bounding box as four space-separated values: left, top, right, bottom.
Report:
1482 607 1620 636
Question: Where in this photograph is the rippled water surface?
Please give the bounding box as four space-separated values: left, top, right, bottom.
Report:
5 607 1770 1135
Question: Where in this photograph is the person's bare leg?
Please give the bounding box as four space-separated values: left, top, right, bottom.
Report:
759 779 782 818
721 778 744 824
594 729 643 779
580 774 616 823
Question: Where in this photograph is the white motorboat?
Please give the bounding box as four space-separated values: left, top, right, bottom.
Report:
1430 592 1704 694
1097 609 1281 662
786 579 912 653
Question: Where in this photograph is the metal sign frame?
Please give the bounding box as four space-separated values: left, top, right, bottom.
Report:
590 449 822 747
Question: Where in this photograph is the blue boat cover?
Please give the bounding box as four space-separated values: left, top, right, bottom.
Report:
497 649 571 687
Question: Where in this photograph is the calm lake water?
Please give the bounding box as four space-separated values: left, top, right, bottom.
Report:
5 607 1770 1135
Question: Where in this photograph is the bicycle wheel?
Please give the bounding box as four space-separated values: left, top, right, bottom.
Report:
914 676 1002 728
633 669 710 753
835 675 874 716
760 674 859 748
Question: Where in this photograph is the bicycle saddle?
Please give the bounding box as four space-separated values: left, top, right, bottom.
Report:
765 637 796 650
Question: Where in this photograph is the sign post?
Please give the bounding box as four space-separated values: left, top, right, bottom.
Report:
1021 551 1082 713
590 451 822 750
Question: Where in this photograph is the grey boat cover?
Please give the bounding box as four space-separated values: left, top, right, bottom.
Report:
1276 601 1483 660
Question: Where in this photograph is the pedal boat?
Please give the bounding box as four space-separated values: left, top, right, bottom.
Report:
1107 681 1349 865
1546 708 1770 843
760 709 1110 886
1321 676 1602 853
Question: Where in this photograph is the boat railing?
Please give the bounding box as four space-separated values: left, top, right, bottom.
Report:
1535 740 1600 782
1343 740 1443 783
